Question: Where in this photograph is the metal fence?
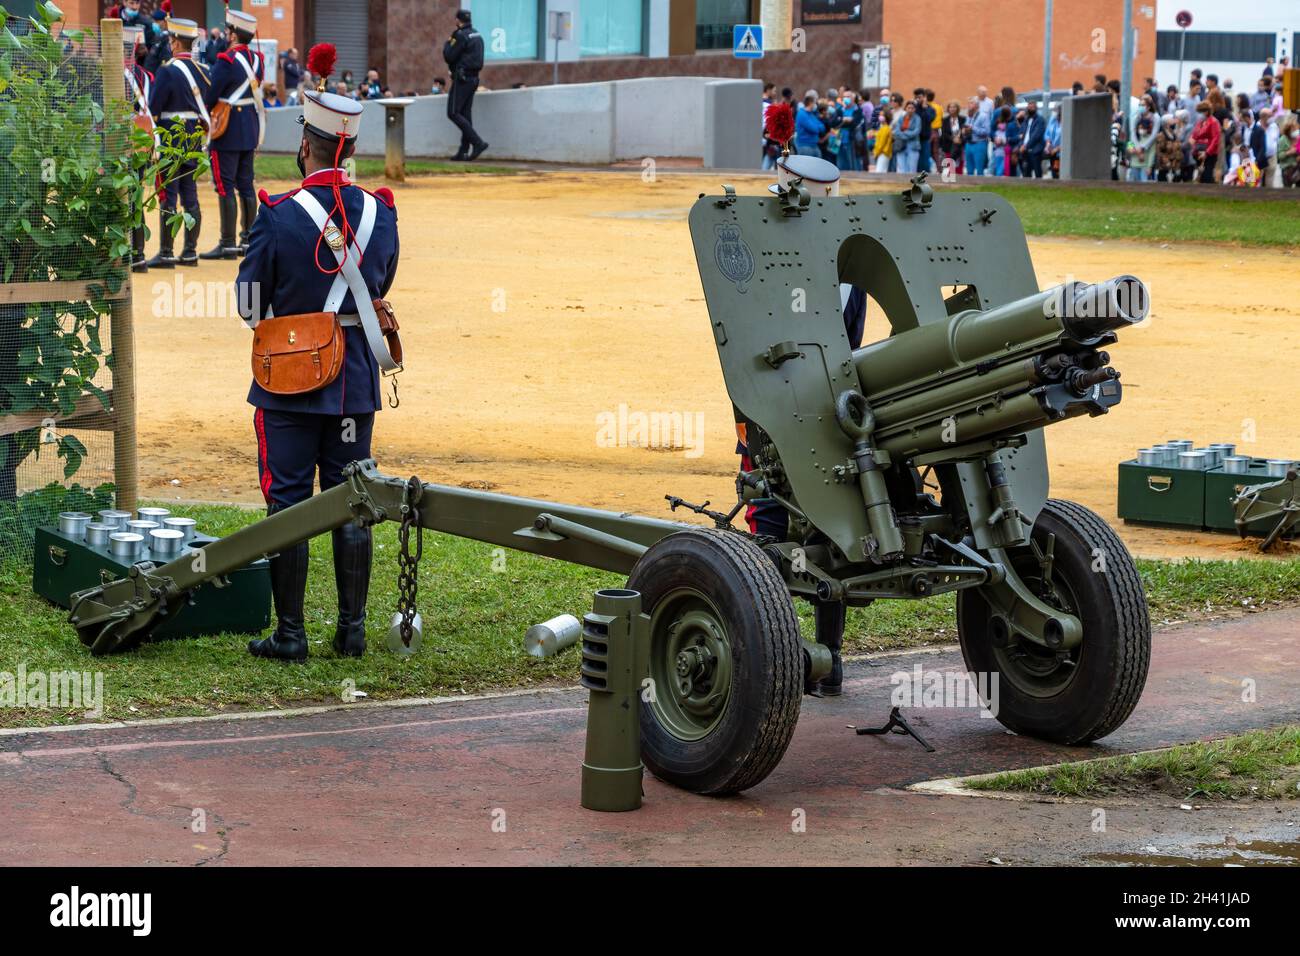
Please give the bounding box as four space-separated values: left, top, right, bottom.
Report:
0 13 138 563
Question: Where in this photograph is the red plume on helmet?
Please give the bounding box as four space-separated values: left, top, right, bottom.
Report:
307 43 337 91
160 0 172 13
765 102 795 146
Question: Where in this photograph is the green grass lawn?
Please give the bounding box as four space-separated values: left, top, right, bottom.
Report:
967 725 1300 801
250 156 1300 248
2 500 1299 727
957 183 1300 247
255 153 516 182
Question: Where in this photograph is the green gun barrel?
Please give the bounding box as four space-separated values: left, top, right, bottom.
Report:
854 275 1148 399
853 276 1147 458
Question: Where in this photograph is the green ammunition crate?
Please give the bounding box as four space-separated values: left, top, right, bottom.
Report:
1117 460 1206 528
33 526 271 639
1204 461 1295 535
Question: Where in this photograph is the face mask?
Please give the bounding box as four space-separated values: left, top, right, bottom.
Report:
296 144 307 178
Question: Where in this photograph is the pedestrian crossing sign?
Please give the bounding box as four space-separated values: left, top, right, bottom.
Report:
733 24 764 59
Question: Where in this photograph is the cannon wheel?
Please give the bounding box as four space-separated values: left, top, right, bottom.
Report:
627 528 802 795
957 499 1150 744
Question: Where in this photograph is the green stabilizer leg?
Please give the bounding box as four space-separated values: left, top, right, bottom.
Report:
580 588 650 812
68 460 689 655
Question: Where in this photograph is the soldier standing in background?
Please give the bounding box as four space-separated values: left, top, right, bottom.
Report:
142 0 170 72
122 23 153 272
443 9 488 161
145 16 209 268
237 45 402 663
201 7 265 260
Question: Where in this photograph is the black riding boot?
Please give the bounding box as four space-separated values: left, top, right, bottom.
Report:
178 208 201 266
248 538 309 663
130 221 148 271
237 194 258 256
331 522 372 657
144 209 178 268
815 601 846 696
199 195 240 259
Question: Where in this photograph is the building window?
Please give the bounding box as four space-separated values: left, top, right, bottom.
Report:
1155 30 1275 63
475 0 541 61
581 0 645 57
696 0 750 51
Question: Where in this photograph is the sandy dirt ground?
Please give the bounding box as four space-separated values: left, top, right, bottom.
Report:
128 171 1299 560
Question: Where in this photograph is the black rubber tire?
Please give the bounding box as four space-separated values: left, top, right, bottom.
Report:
956 499 1150 744
627 528 803 795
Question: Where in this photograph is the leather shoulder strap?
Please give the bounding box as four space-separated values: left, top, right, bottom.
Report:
226 50 267 145
172 59 211 129
290 189 398 372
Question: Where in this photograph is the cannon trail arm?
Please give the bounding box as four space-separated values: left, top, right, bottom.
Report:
1233 469 1300 551
69 460 690 654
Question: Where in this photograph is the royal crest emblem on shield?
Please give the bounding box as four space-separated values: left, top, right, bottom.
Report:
714 223 754 293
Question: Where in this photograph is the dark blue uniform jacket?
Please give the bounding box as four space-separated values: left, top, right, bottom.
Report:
203 43 266 151
148 54 210 135
236 169 400 416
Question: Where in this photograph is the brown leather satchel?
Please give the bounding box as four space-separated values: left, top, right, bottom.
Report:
207 100 231 140
251 312 344 395
251 300 402 396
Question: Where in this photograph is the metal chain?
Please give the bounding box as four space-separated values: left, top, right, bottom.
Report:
396 478 423 648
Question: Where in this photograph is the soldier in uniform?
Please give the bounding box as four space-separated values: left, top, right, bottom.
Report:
123 24 153 273
145 16 208 269
236 46 401 663
201 7 266 260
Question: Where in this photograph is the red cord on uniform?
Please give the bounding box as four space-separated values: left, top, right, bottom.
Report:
302 44 359 276
312 135 361 276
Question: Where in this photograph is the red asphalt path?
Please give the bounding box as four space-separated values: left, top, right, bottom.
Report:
2 608 1298 865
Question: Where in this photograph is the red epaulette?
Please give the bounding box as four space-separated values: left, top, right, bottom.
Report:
217 51 234 63
362 186 396 209
258 188 301 207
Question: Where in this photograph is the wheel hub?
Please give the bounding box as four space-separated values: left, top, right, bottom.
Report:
648 593 734 740
995 566 1081 696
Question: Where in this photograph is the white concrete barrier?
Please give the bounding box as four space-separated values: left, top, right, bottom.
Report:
704 79 764 170
264 76 754 165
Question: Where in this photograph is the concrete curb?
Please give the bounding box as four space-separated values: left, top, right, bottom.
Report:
0 641 967 739
906 740 1269 806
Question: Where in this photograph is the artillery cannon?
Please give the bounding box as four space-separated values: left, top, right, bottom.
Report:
64 174 1152 797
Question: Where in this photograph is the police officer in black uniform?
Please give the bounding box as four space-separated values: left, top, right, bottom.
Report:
145 16 209 268
442 9 488 161
236 49 401 663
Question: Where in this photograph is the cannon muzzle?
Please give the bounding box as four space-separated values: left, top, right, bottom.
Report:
1051 275 1149 342
850 275 1146 459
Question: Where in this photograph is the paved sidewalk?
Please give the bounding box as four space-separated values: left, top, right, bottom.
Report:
2 609 1298 865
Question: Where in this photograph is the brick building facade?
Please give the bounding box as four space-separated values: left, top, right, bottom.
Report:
70 1 1157 113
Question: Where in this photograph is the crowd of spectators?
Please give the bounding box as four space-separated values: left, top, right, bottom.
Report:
762 58 1299 188
765 83 1063 179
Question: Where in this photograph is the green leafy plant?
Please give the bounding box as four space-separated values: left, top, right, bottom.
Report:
0 478 113 547
0 2 207 552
